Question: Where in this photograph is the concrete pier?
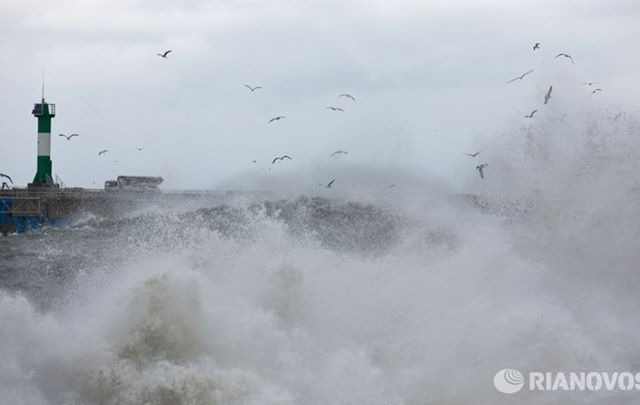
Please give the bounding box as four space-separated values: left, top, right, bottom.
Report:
0 187 265 234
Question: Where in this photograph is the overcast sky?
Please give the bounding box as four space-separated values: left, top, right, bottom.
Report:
1 0 639 190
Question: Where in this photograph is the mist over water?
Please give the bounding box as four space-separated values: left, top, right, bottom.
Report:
2 112 640 404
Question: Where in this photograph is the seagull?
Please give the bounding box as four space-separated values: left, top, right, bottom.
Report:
506 69 535 83
244 84 262 92
0 173 13 184
555 53 574 63
268 116 286 123
326 179 336 188
98 149 109 156
136 147 143 151
338 94 356 103
533 42 540 50
476 163 488 179
544 86 553 104
525 109 538 118
582 81 598 86
388 184 396 188
331 150 348 157
591 88 603 95
157 50 172 58
326 106 344 112
272 155 292 164
59 133 79 140
613 112 623 121
464 152 481 157
251 160 257 163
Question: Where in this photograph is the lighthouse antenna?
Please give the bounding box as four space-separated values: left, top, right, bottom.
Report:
41 68 45 102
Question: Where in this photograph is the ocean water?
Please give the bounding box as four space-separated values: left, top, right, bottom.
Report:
2 113 640 404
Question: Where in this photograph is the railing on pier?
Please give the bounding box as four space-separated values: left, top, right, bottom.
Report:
9 197 41 216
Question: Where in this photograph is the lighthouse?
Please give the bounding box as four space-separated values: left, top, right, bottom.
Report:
30 97 56 187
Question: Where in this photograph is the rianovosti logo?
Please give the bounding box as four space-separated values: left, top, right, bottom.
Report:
494 369 525 394
494 369 640 394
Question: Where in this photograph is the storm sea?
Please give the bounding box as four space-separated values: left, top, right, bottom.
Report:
2 113 640 404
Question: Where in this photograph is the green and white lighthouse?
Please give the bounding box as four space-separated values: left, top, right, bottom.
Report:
31 98 56 186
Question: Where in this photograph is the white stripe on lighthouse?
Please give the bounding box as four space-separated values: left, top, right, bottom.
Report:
37 132 51 156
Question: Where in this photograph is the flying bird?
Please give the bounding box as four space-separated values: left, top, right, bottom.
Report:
136 147 143 151
613 112 623 121
251 160 257 163
244 84 262 92
525 109 538 118
388 184 396 188
157 50 172 58
544 86 553 104
555 53 574 63
582 81 598 86
272 155 292 164
591 88 603 95
338 94 356 103
476 163 488 179
59 133 79 140
464 152 481 157
0 173 13 184
326 106 344 112
98 149 109 156
507 69 535 83
268 116 286 123
331 150 348 157
533 43 540 50
326 179 336 188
